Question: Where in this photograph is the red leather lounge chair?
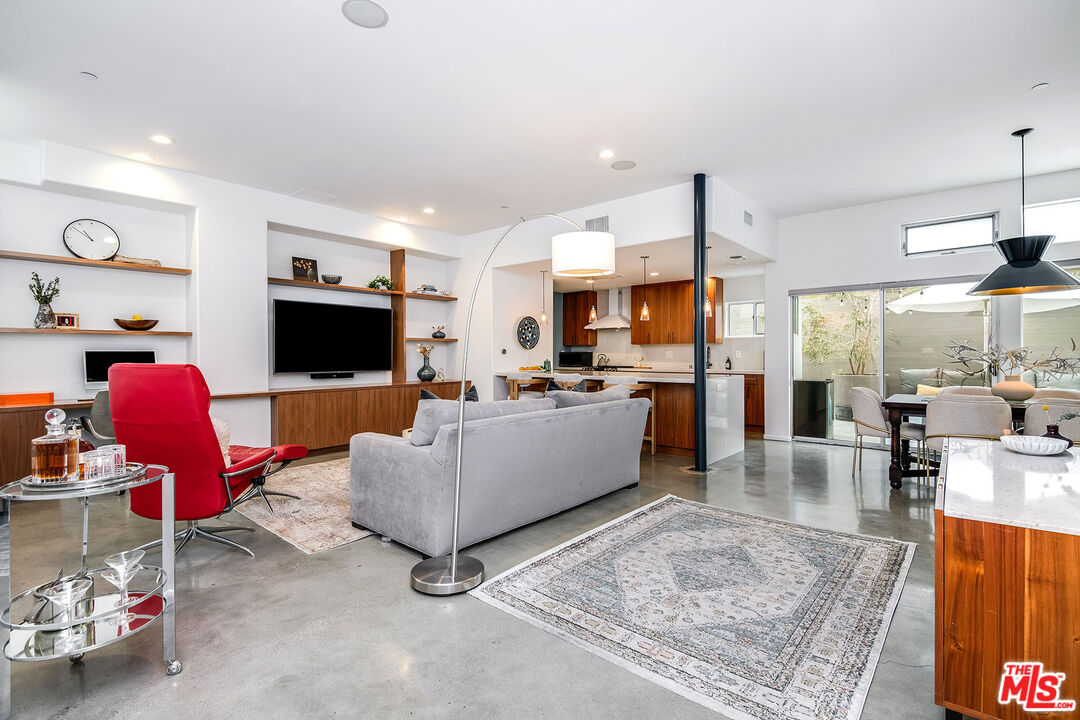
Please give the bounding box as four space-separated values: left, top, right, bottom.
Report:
109 363 307 557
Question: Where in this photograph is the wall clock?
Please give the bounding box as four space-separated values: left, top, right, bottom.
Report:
63 219 120 261
517 316 540 349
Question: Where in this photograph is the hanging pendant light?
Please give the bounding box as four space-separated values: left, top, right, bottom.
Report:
969 128 1080 296
538 269 549 326
588 289 598 324
702 245 713 318
640 256 651 322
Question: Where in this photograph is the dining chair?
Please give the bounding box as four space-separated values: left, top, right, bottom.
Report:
849 387 926 479
1023 398 1080 438
937 386 993 396
925 395 1012 479
1032 388 1080 401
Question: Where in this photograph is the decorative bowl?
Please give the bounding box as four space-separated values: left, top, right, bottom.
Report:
1000 434 1070 456
114 318 159 331
321 274 342 285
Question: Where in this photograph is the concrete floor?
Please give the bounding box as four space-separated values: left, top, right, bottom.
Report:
6 439 940 719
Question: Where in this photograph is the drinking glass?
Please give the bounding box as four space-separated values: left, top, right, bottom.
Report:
41 577 93 653
103 549 145 622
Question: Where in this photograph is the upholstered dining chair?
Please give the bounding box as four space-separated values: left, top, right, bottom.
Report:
109 363 307 557
925 395 1012 478
937 386 993 396
849 387 926 478
1023 398 1080 438
1033 388 1080 401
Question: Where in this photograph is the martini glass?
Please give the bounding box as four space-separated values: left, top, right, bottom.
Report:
103 549 145 623
41 577 93 654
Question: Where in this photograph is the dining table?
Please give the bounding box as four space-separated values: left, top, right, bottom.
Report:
881 393 1029 489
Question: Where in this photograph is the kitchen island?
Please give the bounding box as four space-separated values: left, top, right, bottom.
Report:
935 438 1080 720
494 370 744 460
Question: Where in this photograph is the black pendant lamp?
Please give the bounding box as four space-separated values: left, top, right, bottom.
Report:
969 128 1080 296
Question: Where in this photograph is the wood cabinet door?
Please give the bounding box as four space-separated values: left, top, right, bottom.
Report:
274 393 322 448
744 375 764 428
318 390 358 447
630 284 652 344
562 291 597 346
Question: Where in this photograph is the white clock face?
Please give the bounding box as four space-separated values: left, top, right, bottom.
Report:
63 219 120 260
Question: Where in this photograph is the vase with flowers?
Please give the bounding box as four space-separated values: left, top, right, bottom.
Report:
416 344 436 382
1041 404 1079 449
431 325 446 339
29 272 61 329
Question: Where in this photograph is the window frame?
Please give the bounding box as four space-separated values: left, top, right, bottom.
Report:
901 211 999 258
726 300 765 338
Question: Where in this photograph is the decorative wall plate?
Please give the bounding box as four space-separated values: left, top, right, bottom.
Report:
517 316 540 349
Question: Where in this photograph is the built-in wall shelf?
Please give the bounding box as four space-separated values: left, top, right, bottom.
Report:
405 292 457 302
0 250 192 276
267 276 401 297
406 337 458 343
0 327 193 337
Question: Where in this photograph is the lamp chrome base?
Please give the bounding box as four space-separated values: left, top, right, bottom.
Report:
410 555 484 595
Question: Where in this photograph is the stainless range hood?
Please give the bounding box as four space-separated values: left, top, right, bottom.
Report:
584 288 631 330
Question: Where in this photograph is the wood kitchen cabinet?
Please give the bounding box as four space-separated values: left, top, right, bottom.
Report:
562 290 597 347
743 373 764 430
630 278 722 345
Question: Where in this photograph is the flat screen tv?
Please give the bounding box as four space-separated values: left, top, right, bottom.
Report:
273 299 393 374
84 350 157 390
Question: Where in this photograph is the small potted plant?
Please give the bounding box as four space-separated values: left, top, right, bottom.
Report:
29 272 61 329
416 344 436 382
367 275 394 291
432 325 446 339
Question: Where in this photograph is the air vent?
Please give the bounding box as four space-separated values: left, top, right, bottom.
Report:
743 210 754 227
289 188 339 203
585 215 610 232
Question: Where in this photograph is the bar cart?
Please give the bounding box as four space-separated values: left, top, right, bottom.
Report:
0 463 180 717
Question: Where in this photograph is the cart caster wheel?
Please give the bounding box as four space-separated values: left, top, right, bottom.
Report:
69 653 84 663
166 660 182 675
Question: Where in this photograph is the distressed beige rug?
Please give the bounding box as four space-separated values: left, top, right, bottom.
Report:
235 458 374 554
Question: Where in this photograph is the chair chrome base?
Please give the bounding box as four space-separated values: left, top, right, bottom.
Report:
410 555 484 595
233 485 300 516
136 520 255 558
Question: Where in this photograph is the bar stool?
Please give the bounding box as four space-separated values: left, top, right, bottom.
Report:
506 371 545 400
604 376 656 455
553 373 584 390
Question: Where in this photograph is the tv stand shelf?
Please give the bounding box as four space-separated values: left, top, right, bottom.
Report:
267 277 400 297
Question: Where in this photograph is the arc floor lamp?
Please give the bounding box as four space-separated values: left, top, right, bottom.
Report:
410 214 616 595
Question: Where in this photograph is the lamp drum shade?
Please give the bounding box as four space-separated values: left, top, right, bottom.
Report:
551 231 615 276
968 235 1080 296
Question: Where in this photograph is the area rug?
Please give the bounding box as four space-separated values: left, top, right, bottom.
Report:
234 458 374 554
471 495 915 720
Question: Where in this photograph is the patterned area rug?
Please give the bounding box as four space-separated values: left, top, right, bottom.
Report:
235 458 374 554
471 495 915 720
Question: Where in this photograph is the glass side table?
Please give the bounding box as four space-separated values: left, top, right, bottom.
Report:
0 464 180 717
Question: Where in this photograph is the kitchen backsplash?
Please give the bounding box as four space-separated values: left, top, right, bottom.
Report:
567 329 764 372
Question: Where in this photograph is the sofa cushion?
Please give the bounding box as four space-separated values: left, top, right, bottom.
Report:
899 368 941 394
546 384 631 408
420 386 479 401
410 398 555 446
940 368 985 387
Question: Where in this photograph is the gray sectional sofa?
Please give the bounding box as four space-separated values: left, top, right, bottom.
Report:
349 393 650 557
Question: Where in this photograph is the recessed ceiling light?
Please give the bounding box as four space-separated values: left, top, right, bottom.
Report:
611 160 636 171
598 149 615 159
149 134 172 145
1031 82 1049 91
130 153 154 162
585 279 595 284
342 0 389 28
649 271 660 276
500 204 510 209
422 207 435 214
395 217 409 222
79 71 97 80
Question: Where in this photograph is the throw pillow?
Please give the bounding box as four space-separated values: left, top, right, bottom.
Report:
916 384 942 396
419 389 439 400
210 417 231 465
421 387 477 401
545 378 587 392
546 384 632 408
410 398 556 446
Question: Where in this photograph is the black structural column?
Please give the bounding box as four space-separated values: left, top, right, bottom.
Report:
693 173 708 471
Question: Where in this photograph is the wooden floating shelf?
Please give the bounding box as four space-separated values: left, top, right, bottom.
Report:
404 292 457 302
0 328 193 337
406 337 458 343
267 277 400 296
0 250 192 276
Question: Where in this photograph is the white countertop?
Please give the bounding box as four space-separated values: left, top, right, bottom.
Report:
496 370 746 385
939 438 1080 536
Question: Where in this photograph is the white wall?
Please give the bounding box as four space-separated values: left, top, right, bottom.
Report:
0 140 462 444
763 168 1080 440
719 273 765 372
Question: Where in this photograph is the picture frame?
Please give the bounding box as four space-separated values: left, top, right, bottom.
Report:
55 312 79 328
292 256 318 281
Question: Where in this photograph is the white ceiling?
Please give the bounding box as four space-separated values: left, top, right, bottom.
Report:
2 1 1079 235
504 235 768 293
